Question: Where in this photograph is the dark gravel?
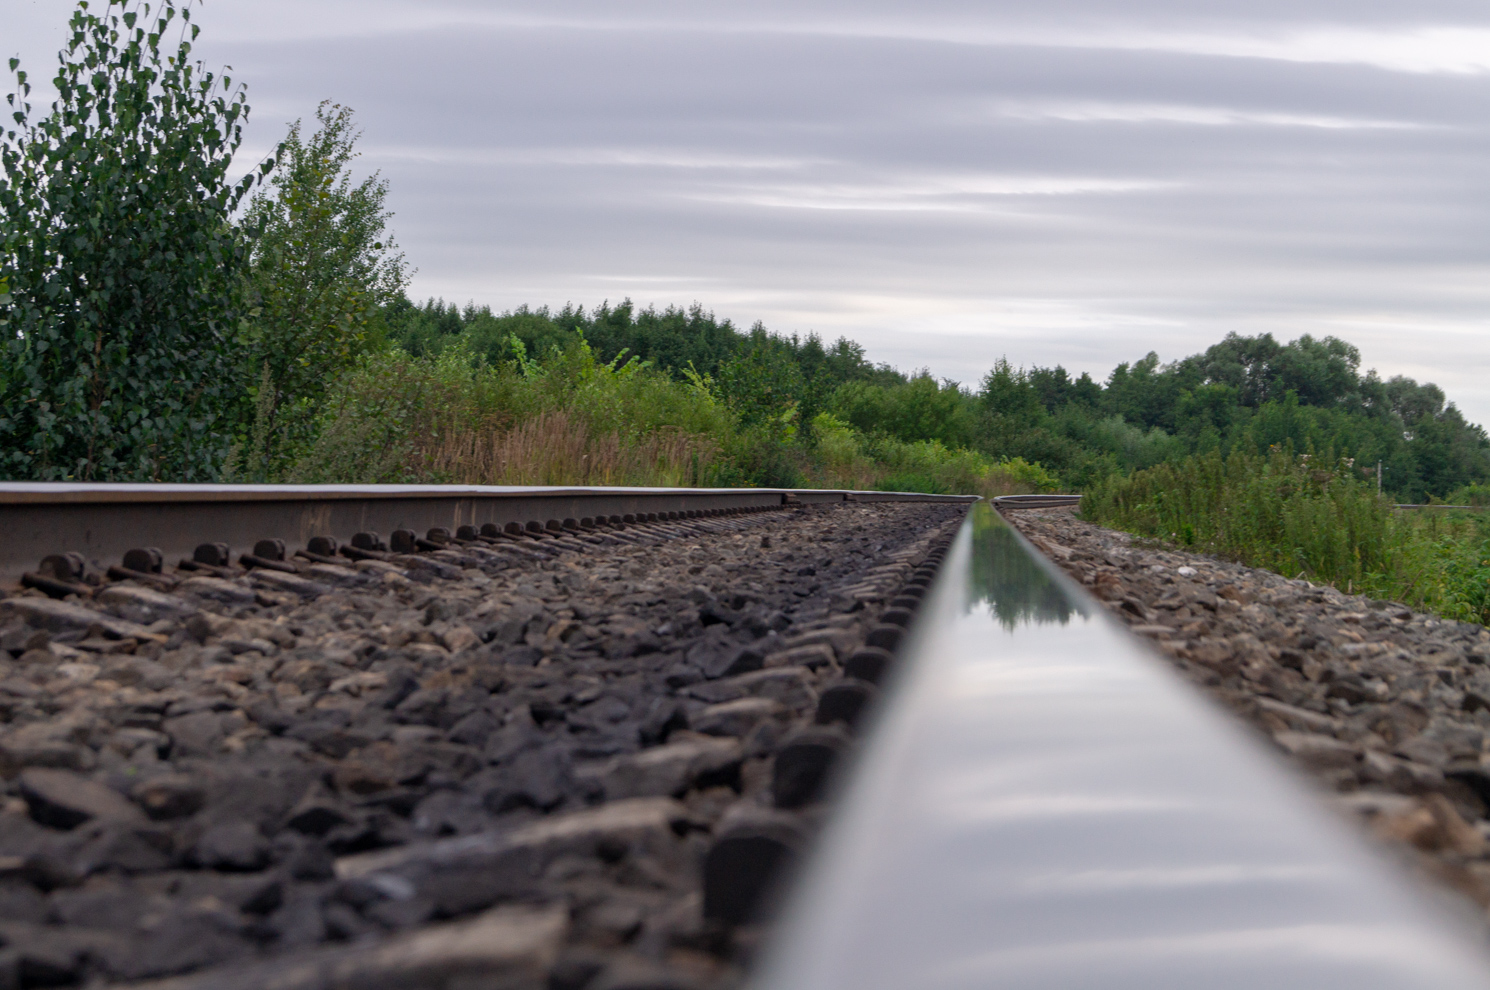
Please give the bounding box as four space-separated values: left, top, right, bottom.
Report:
1008 506 1490 921
0 501 964 989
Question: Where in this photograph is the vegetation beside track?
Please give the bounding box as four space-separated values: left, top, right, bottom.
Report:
1082 448 1490 625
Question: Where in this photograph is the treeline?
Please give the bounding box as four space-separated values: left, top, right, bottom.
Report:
387 300 1490 501
982 336 1490 501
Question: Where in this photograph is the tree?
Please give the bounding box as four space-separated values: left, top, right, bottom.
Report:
235 102 407 479
832 374 975 447
1023 365 1103 413
716 326 806 430
980 358 1043 426
0 0 273 480
1104 351 1185 430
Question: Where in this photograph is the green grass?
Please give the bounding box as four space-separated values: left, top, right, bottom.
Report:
808 413 1061 498
1081 447 1490 624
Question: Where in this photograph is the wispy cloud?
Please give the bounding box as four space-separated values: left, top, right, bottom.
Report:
983 101 1431 130
362 146 826 170
684 175 1169 214
217 6 1490 78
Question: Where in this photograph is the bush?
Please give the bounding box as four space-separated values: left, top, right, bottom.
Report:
806 413 1060 497
1446 484 1490 507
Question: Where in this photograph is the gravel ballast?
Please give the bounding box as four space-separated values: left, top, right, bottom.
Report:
1007 506 1490 919
0 502 964 989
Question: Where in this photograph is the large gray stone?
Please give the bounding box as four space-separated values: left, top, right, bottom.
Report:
95 585 196 624
116 905 566 990
335 798 688 915
0 598 156 641
578 736 742 800
19 769 144 829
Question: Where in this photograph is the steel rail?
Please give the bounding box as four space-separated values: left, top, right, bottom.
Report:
992 493 1083 510
995 496 1490 512
995 494 1490 512
753 501 1490 990
0 483 975 587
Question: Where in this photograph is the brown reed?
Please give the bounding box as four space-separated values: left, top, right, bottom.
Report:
415 408 717 487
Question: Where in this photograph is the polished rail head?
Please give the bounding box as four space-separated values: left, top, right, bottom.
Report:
752 502 1490 990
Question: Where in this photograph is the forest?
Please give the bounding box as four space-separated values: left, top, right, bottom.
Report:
383 297 1490 502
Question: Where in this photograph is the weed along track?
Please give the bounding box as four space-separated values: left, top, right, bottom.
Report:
0 487 967 988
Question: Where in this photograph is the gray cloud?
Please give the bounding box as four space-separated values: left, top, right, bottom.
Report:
6 0 1490 422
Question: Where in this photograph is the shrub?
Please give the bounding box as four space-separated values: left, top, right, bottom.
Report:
1446 484 1490 507
806 413 1061 497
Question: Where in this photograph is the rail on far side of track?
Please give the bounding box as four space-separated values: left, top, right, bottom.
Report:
0 483 977 587
994 493 1490 511
752 500 1490 990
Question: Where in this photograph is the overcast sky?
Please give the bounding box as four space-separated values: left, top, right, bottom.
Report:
7 0 1490 423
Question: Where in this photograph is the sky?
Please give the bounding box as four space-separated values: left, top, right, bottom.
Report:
6 0 1490 423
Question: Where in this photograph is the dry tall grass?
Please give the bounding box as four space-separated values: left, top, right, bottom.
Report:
417 409 717 487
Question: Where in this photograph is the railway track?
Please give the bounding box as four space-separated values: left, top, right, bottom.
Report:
0 484 968 988
3 484 1490 989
